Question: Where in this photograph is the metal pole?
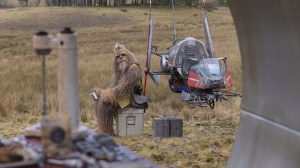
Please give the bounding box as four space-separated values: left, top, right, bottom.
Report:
171 0 177 43
33 31 53 116
41 55 47 116
57 27 79 130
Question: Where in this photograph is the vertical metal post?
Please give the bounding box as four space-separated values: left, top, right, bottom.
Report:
41 55 47 116
33 31 53 116
57 27 79 130
171 0 177 43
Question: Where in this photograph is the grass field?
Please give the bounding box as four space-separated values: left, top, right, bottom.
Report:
0 6 241 167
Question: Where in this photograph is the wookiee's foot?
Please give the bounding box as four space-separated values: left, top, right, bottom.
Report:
96 128 102 134
97 128 115 136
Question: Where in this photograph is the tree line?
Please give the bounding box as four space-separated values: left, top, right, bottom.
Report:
17 0 225 8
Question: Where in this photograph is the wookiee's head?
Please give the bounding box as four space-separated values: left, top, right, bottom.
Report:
113 43 137 74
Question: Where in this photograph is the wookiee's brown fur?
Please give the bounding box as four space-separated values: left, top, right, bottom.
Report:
95 43 142 135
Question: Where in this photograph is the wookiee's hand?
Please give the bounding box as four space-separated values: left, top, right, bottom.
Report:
92 88 103 98
101 89 116 103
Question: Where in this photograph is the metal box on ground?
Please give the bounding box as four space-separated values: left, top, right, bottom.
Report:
116 107 144 136
152 116 183 137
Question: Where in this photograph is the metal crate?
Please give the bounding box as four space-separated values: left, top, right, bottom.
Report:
152 116 183 137
116 107 144 137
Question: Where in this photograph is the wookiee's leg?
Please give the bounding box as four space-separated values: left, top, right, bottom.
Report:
95 99 117 135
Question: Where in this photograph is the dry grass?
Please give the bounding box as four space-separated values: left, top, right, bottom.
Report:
0 6 241 167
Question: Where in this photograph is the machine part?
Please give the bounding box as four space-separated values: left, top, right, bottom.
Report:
180 91 190 101
171 0 177 43
48 159 83 168
33 31 54 117
227 0 300 167
168 72 187 93
143 0 160 95
207 100 214 109
41 117 72 158
33 28 88 139
182 89 222 109
168 78 179 93
41 54 47 116
33 31 56 56
160 55 169 73
203 13 214 57
49 127 65 143
57 27 80 131
181 58 190 77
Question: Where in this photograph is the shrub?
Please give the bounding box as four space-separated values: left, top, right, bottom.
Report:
18 0 40 7
120 8 128 12
0 0 8 8
32 0 41 7
18 0 29 6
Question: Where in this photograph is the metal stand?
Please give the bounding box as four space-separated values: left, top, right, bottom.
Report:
28 28 88 139
41 55 47 116
57 27 87 138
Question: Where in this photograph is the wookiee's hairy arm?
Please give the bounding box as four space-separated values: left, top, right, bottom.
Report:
111 66 142 98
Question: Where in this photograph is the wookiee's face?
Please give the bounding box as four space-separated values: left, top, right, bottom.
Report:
115 53 129 73
115 53 129 64
114 43 129 73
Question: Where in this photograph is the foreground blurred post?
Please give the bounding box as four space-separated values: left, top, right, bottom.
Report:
57 28 81 133
33 31 53 116
227 0 300 167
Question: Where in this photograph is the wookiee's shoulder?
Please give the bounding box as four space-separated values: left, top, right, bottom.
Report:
129 63 141 70
126 63 142 77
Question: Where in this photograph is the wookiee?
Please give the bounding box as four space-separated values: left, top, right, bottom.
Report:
94 43 143 135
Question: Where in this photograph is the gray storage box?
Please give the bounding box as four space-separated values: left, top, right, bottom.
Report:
152 116 183 137
116 107 144 136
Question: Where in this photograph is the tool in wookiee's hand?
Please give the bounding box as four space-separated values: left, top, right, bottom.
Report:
90 91 98 101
